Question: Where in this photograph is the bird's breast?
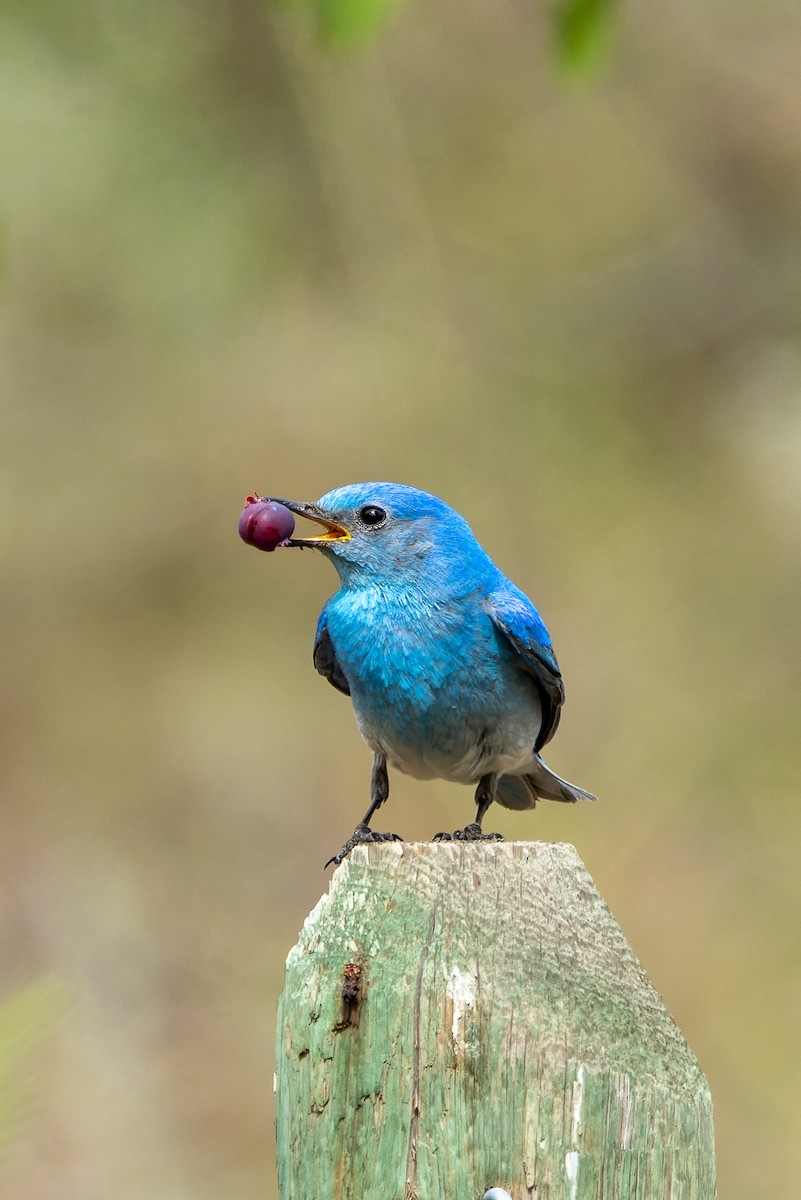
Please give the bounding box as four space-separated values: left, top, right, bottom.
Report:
327 590 484 701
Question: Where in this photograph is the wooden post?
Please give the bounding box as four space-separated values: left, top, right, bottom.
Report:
275 842 716 1200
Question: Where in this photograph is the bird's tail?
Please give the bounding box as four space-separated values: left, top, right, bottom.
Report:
496 754 597 810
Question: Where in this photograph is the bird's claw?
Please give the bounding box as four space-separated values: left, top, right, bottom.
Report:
324 822 403 869
432 823 504 843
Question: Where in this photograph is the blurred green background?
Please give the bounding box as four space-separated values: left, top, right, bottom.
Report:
2 0 800 1196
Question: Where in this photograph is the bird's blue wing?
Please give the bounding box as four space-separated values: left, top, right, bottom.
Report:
313 604 350 696
485 585 565 750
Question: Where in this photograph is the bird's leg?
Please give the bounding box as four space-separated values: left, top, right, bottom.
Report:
468 773 500 835
324 754 403 869
363 752 390 825
432 773 504 843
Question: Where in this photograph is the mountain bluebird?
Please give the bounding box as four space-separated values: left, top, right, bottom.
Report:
263 482 595 866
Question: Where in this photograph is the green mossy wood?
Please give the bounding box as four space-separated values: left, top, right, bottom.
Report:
275 842 716 1200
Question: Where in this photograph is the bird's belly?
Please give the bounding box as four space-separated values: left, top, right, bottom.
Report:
354 693 541 784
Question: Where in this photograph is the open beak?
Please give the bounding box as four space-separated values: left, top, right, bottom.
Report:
261 497 351 548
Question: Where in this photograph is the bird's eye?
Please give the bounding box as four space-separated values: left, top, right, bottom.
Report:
359 505 387 527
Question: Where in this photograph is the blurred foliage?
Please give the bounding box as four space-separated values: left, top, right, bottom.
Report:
0 1 800 1199
553 0 615 75
280 0 618 66
0 980 69 1168
284 0 403 41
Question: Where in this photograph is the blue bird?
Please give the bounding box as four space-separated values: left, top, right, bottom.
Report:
263 482 596 866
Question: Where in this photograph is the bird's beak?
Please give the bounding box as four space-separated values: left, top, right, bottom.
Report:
260 497 351 547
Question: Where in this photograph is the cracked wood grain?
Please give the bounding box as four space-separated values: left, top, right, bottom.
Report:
404 900 438 1200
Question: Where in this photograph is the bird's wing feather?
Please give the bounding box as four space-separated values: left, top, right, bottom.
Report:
313 606 351 696
485 586 564 750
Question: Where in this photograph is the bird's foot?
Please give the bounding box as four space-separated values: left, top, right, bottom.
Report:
432 823 504 843
324 822 403 869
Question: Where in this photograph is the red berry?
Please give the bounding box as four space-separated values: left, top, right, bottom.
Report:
238 500 295 551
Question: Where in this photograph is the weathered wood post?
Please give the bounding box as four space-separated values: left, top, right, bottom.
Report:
275 842 716 1199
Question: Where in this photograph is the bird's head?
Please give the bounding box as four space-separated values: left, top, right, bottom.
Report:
263 482 493 591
